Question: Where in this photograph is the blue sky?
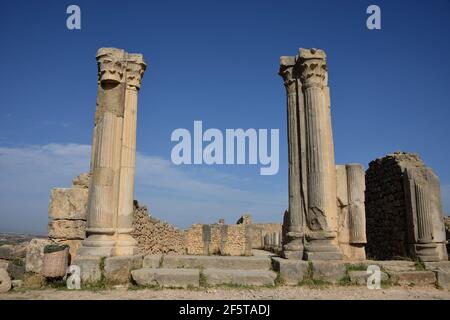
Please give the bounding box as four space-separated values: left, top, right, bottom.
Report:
0 0 449 234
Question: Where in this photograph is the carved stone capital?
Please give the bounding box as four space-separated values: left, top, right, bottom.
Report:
297 48 328 88
96 48 126 84
278 56 296 94
126 53 147 90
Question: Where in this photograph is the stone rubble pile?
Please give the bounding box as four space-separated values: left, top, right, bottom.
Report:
131 202 186 255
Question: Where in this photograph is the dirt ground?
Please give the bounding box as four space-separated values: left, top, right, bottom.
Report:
1 285 450 300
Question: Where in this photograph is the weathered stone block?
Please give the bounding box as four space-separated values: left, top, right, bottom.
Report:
390 271 436 286
104 255 143 284
143 254 162 268
367 260 416 272
435 270 450 290
271 257 309 285
7 262 26 280
11 279 23 289
0 259 8 270
131 268 199 288
72 173 90 189
0 269 11 293
54 239 83 260
48 220 86 240
48 188 88 220
26 238 53 273
72 256 102 284
348 270 389 285
424 261 450 271
162 255 271 270
312 261 346 283
203 269 277 286
23 273 45 289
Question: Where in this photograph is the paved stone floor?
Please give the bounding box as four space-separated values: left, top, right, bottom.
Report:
1 285 449 300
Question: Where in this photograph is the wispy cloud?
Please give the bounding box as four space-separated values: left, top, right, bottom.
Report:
0 143 285 234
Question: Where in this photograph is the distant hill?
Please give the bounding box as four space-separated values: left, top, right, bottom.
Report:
0 233 46 245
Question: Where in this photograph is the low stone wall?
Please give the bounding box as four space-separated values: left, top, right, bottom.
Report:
131 203 186 255
185 217 253 256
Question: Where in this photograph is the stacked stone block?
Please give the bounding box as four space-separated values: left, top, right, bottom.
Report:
47 173 90 258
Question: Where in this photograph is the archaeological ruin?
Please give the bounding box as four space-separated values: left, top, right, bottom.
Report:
279 49 366 261
1 47 449 292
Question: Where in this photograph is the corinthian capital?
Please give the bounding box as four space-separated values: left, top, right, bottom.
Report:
297 48 328 88
96 48 126 84
126 53 147 90
278 56 296 93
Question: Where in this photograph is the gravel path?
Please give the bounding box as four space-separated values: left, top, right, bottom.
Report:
1 285 449 300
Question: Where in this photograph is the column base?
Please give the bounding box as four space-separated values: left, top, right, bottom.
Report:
78 234 115 257
411 243 448 262
282 237 304 260
114 234 138 256
304 233 342 261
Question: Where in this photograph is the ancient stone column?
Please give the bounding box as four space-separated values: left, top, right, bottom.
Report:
404 167 448 261
79 48 127 257
278 56 304 259
297 48 341 260
115 54 147 256
346 164 367 245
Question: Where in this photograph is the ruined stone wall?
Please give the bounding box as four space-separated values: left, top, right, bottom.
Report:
365 153 418 259
131 203 186 255
47 173 90 258
185 217 253 256
365 152 447 260
250 223 283 249
184 224 204 255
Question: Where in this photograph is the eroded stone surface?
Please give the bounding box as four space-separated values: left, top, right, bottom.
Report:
312 261 346 283
271 257 309 285
48 220 86 240
161 255 271 270
131 268 199 288
0 269 11 293
48 188 88 220
203 269 277 286
348 270 388 285
142 254 162 268
104 255 143 284
390 271 436 286
72 256 102 284
26 238 53 273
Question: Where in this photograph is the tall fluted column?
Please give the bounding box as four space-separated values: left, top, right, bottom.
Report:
115 54 146 256
279 56 304 259
346 164 367 244
79 48 127 257
297 48 342 260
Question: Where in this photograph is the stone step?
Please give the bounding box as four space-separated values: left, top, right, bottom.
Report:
145 255 272 270
131 268 199 288
203 269 277 286
389 271 436 286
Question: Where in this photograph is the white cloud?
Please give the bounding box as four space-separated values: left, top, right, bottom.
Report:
0 143 286 234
